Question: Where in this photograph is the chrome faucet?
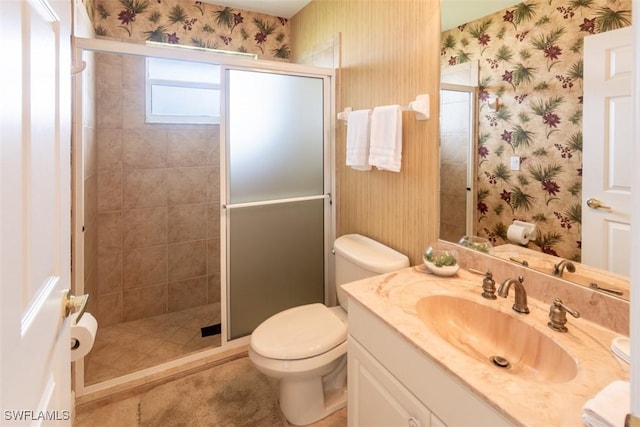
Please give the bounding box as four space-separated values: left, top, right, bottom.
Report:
497 275 529 314
552 259 576 277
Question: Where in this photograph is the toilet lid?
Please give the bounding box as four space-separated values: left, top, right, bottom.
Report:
251 303 347 360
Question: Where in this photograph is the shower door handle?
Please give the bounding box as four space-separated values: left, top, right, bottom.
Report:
223 194 330 210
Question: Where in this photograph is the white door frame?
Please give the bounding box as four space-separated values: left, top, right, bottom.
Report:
629 11 639 424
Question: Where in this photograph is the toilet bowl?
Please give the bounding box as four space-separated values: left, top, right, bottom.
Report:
249 304 348 425
248 234 409 425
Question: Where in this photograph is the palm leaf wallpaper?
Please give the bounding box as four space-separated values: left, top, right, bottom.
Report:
441 0 631 261
88 0 291 60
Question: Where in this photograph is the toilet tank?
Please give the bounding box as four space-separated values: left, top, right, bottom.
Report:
333 234 410 310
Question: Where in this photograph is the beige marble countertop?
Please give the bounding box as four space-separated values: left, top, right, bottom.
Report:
342 266 630 426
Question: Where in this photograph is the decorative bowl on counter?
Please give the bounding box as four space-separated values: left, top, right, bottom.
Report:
423 244 459 276
458 235 493 254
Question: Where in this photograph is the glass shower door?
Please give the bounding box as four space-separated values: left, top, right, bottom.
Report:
225 68 328 340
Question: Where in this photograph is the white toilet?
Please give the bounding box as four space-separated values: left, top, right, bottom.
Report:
248 234 410 425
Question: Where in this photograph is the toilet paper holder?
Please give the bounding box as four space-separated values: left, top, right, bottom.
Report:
512 220 535 235
63 290 90 324
508 220 536 245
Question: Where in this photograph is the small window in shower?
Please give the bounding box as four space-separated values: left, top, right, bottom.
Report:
146 57 221 124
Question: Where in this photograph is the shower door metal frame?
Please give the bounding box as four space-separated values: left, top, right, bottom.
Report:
219 64 334 346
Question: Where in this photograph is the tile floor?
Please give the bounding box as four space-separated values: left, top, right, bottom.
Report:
85 303 221 385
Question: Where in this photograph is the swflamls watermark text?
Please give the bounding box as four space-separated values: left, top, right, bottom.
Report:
4 410 71 422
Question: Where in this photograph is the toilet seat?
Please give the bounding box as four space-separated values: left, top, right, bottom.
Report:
250 303 347 360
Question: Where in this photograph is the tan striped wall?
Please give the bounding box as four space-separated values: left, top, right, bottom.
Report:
290 0 442 265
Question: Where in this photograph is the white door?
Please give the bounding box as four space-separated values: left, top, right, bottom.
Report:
582 26 633 276
1 0 73 425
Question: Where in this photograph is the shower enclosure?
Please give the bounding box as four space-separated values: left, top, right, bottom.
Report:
72 38 333 396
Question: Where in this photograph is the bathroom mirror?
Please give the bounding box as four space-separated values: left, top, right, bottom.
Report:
439 0 631 300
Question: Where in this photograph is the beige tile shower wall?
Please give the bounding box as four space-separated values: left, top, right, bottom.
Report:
94 52 220 327
290 0 442 265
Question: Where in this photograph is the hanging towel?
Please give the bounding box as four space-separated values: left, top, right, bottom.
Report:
368 105 403 172
345 109 372 171
582 380 630 427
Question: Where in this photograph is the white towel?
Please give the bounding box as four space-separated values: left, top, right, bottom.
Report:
582 380 630 427
345 109 372 171
368 105 403 172
611 337 630 364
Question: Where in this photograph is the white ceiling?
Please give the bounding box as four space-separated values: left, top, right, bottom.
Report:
441 0 521 30
202 0 312 18
204 0 521 28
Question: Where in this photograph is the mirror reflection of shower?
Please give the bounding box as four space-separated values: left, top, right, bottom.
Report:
439 84 477 242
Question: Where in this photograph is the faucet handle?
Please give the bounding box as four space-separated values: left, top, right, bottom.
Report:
547 298 580 332
481 271 497 300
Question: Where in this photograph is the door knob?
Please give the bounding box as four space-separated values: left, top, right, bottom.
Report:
63 290 89 324
586 198 611 210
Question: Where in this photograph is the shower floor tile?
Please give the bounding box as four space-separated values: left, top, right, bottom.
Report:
84 303 221 386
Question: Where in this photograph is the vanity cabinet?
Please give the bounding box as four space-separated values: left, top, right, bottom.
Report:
349 338 437 427
347 300 513 427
